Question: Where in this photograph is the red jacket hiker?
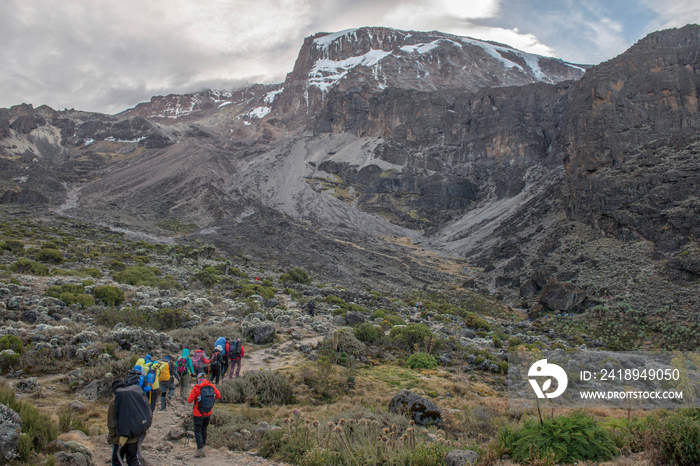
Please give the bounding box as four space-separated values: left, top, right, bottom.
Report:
187 378 220 417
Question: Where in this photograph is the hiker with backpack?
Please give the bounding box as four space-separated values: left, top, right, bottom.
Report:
187 373 221 458
307 300 316 317
140 355 163 413
192 348 208 376
208 345 225 384
176 349 195 400
214 337 229 377
159 355 178 411
228 338 245 379
108 378 152 466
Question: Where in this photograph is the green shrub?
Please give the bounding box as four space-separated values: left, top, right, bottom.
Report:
325 295 346 307
383 315 406 327
493 336 503 348
194 269 220 287
82 279 94 286
406 351 438 369
45 285 62 298
82 267 101 279
346 302 368 313
0 384 57 461
218 370 294 405
508 337 525 347
0 335 23 353
501 411 617 464
391 323 434 350
41 241 58 249
241 284 275 300
158 274 182 290
11 258 49 276
4 240 25 252
465 313 491 331
58 292 95 308
261 277 274 287
134 255 150 265
113 266 161 286
229 267 249 278
151 308 190 331
372 309 387 320
288 267 310 284
35 248 64 264
354 323 385 343
94 285 125 306
109 260 126 272
639 410 700 466
93 306 189 331
61 284 84 294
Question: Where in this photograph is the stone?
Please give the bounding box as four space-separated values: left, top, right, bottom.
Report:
14 377 41 394
388 389 443 427
344 311 365 326
253 323 277 344
167 427 186 440
0 403 21 462
54 451 92 466
331 315 346 326
539 280 587 312
445 449 480 466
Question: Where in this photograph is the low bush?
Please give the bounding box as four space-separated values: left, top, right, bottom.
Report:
0 335 24 353
93 306 189 331
218 370 294 405
383 315 406 327
345 302 368 313
113 266 162 286
639 410 700 466
194 269 221 287
465 313 491 331
372 309 387 320
287 267 310 284
0 384 57 462
241 284 275 300
508 337 525 347
58 292 95 308
406 352 438 369
354 323 384 344
391 323 434 351
109 260 126 272
94 285 125 306
35 248 64 264
11 258 49 276
4 240 25 251
158 274 181 290
326 295 346 307
499 411 617 464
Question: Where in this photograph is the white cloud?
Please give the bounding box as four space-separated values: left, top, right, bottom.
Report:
640 0 700 30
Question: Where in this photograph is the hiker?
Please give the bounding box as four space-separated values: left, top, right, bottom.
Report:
140 355 163 412
176 349 195 400
187 373 221 458
307 300 316 317
192 348 208 376
228 338 245 379
208 345 224 384
222 338 230 378
159 355 178 411
108 379 152 466
214 337 228 377
125 365 149 464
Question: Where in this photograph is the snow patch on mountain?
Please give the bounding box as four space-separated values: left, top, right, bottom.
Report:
400 39 461 55
246 106 271 119
308 49 392 93
218 101 233 108
264 88 284 104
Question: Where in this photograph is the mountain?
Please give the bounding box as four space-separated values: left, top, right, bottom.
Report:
0 25 698 317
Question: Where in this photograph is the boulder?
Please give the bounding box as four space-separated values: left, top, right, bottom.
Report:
344 311 366 326
388 390 443 427
167 427 186 440
54 451 92 466
539 280 587 312
14 377 41 394
445 449 480 466
0 403 21 462
252 323 276 344
331 315 346 326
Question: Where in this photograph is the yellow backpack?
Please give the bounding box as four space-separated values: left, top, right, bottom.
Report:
157 361 170 382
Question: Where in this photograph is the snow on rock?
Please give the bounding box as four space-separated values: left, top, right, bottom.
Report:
246 107 271 119
308 49 392 93
400 39 461 55
218 101 233 108
264 88 284 104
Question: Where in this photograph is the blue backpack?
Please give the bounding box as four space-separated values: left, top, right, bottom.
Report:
198 385 216 415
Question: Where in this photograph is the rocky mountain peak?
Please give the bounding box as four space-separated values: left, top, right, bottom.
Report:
276 26 587 115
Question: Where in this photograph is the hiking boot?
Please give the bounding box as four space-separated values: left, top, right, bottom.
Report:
194 449 205 458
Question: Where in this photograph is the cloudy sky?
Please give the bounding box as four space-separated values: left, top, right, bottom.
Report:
1 0 699 114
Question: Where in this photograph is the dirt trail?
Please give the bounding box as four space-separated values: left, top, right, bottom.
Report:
85 395 289 466
72 339 324 466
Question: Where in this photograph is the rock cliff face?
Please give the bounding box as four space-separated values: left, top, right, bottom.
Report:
276 26 586 115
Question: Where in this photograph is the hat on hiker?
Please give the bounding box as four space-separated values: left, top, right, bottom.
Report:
112 379 125 394
197 373 206 379
215 345 223 351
